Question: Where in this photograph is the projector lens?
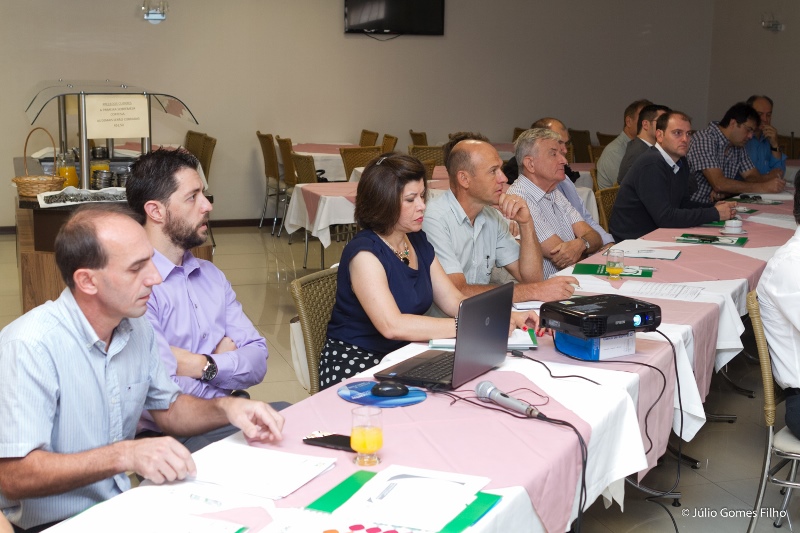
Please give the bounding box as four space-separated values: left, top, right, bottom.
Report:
633 314 642 327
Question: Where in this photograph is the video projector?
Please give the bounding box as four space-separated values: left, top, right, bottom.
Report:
539 294 661 339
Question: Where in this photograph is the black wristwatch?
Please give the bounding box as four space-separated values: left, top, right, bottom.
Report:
771 145 779 152
200 355 218 382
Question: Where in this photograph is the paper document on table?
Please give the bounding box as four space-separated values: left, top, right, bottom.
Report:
334 465 490 531
747 213 798 230
619 281 704 301
513 300 543 310
603 248 681 260
430 328 537 350
45 482 272 533
192 438 336 499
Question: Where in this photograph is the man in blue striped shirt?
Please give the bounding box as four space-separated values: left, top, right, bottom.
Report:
0 204 284 532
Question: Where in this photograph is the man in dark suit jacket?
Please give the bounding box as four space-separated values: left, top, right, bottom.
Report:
617 104 671 184
609 111 737 242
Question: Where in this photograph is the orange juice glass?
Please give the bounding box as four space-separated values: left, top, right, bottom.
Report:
351 406 382 466
58 164 79 189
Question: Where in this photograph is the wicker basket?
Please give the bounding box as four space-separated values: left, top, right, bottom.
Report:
12 127 64 197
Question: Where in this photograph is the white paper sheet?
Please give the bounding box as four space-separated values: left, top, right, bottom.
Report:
429 328 536 350
618 281 705 301
334 464 489 531
191 435 336 499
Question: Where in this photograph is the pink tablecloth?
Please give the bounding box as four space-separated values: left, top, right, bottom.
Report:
582 243 767 291
293 143 358 154
529 336 676 475
740 202 795 217
643 222 795 249
271 371 591 533
570 162 596 172
300 182 358 224
431 165 448 180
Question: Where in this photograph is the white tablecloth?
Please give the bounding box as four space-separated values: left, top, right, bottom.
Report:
283 183 355 247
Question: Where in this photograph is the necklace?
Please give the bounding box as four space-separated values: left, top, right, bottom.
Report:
377 234 410 265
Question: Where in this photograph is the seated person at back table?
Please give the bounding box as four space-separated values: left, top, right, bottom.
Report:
687 102 786 204
507 129 603 278
424 136 579 303
0 204 284 533
126 149 272 452
609 111 736 242
319 153 541 390
500 118 614 246
757 175 800 440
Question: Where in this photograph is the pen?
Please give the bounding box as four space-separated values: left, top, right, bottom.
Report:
570 283 582 290
639 267 658 272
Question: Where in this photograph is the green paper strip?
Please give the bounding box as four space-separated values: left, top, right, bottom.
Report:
527 328 538 347
305 470 376 513
572 263 654 277
439 492 503 533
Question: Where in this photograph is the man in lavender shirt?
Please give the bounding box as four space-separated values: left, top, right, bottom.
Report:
127 149 270 451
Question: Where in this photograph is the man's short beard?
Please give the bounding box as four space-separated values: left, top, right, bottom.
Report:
165 210 207 250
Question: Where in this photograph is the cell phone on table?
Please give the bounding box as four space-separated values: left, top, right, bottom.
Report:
303 431 355 452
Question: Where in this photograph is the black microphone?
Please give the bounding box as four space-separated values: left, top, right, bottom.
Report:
475 381 541 418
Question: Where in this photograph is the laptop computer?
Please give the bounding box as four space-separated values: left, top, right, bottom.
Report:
373 282 513 389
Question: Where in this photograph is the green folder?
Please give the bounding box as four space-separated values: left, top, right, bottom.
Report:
306 471 502 533
572 263 654 277
675 233 748 246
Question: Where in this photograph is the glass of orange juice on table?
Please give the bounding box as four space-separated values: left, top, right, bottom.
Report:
606 249 625 280
351 406 382 466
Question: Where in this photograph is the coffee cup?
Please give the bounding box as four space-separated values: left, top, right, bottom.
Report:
724 219 743 233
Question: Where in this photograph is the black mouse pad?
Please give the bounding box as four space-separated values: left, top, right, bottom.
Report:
336 381 426 407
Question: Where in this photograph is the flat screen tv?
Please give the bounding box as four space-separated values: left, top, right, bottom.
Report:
345 0 445 36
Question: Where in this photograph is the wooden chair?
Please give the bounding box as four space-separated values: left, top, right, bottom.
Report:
340 146 381 182
596 132 617 146
587 145 605 192
409 129 428 146
289 267 339 395
359 129 379 147
594 185 619 231
409 145 444 167
271 136 299 238
381 134 398 153
185 132 217 247
184 130 206 160
512 127 527 142
568 128 592 163
291 152 328 267
777 134 794 159
746 291 800 532
256 131 285 232
565 142 575 165
421 160 436 181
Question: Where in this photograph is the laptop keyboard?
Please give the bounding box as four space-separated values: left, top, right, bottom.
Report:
403 352 455 381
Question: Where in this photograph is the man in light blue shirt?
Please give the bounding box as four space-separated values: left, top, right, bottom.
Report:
745 95 787 176
423 138 578 302
0 205 285 531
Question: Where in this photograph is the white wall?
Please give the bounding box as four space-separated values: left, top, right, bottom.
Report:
708 0 800 134
1 0 715 227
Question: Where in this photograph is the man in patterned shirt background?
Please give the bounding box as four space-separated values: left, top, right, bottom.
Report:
687 102 786 204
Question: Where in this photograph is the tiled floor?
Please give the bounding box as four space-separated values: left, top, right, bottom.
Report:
2 227 797 532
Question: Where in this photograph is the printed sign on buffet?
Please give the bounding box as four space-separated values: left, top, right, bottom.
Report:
85 94 149 139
